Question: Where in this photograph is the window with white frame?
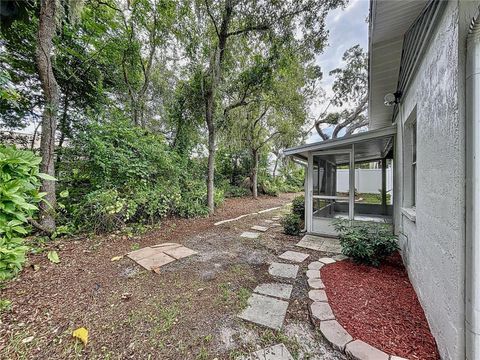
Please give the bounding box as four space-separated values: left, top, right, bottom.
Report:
404 107 417 209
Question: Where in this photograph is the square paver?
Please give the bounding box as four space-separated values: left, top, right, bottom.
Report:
251 225 269 232
240 343 294 360
238 294 289 330
268 262 299 279
164 246 197 259
127 247 163 262
241 232 261 239
254 283 293 300
278 251 309 263
135 252 176 270
296 235 342 254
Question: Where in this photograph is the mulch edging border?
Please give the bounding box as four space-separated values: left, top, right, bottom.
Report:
306 257 408 360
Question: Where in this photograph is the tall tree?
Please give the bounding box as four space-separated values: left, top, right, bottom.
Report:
189 0 344 213
314 45 368 140
36 0 60 232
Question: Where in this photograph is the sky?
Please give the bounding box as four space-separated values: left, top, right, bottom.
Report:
307 0 369 143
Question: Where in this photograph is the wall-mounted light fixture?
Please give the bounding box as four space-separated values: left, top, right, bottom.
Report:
384 91 402 106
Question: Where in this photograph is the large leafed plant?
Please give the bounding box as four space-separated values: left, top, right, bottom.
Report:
0 145 50 281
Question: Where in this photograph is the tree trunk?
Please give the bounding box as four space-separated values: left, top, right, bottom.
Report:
206 90 216 214
36 0 59 234
272 156 279 180
251 149 258 199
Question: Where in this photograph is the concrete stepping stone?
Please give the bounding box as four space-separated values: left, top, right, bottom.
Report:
239 343 294 360
308 261 324 270
308 278 325 289
278 251 309 263
310 302 335 321
319 257 336 264
254 283 293 300
238 293 289 330
320 320 353 351
127 243 197 271
241 231 260 239
271 223 282 227
306 269 320 279
296 235 342 254
251 225 268 232
308 289 327 302
333 254 349 261
345 340 389 360
163 246 197 260
268 262 299 279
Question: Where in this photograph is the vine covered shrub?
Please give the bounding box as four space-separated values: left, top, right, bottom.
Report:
291 195 305 220
0 146 46 280
333 219 398 266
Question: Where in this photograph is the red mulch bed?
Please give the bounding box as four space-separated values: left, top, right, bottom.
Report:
321 252 440 360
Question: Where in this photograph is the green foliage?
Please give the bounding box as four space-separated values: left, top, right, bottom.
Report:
282 213 303 236
58 121 217 232
333 219 398 267
0 146 46 281
291 195 305 220
223 185 249 198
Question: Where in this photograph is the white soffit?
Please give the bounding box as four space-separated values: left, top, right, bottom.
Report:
368 0 428 129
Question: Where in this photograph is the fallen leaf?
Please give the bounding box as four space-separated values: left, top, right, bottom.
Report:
32 264 40 271
72 327 88 346
47 251 60 264
111 255 123 262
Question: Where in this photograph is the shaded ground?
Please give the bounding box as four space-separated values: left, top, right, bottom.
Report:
0 193 345 359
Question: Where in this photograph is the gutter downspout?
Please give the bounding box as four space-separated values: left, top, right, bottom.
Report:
466 15 480 360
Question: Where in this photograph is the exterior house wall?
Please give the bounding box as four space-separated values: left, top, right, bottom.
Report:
394 1 466 359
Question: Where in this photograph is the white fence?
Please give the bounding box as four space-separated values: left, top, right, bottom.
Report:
337 168 393 194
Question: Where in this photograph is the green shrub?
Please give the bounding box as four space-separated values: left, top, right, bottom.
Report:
0 146 46 281
291 195 305 220
333 219 398 266
282 213 303 236
223 185 249 198
259 179 279 196
58 121 218 232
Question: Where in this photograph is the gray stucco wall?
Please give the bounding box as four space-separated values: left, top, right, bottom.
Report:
394 2 466 359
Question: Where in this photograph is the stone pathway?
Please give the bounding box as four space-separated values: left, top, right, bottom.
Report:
237 215 347 359
238 217 310 332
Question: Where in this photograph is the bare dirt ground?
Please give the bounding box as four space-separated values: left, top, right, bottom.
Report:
0 193 345 360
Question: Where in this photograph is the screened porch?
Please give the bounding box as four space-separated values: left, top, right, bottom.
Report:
283 126 396 237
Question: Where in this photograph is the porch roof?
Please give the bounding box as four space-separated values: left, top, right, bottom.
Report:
283 126 396 165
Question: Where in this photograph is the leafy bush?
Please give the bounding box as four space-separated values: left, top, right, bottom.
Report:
0 146 46 280
291 195 305 220
58 120 218 232
282 213 303 236
223 184 249 198
333 219 398 266
259 178 279 196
